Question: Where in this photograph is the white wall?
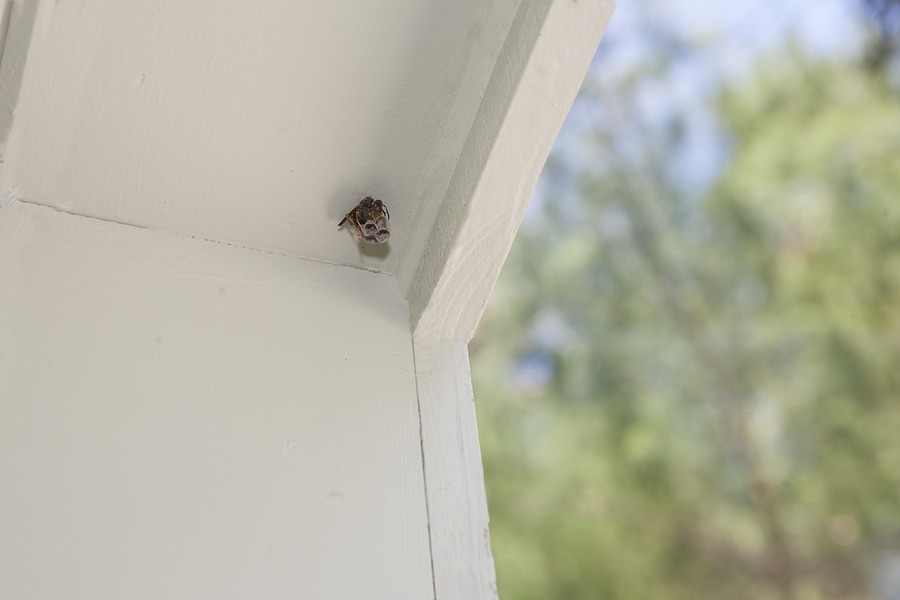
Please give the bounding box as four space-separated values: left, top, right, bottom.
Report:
0 202 433 599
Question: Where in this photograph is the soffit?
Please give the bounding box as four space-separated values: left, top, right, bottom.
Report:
0 0 521 277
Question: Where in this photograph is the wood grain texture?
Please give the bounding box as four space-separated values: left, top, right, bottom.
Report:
408 0 615 342
0 202 432 599
414 337 497 600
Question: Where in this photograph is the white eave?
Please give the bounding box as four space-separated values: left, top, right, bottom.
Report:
0 0 614 339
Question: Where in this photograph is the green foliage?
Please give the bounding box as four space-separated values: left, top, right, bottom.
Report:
471 49 900 600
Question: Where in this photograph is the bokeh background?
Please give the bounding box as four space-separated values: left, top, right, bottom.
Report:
470 1 900 598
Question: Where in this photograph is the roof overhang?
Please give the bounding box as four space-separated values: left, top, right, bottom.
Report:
0 0 614 339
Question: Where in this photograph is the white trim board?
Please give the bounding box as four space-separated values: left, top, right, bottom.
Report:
414 337 496 600
410 1 613 597
407 0 615 342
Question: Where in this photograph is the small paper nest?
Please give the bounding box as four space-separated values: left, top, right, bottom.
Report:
360 216 390 244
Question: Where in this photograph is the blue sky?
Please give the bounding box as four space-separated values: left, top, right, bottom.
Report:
526 0 873 218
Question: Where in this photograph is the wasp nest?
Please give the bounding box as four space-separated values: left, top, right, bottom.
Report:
360 215 390 244
338 196 390 247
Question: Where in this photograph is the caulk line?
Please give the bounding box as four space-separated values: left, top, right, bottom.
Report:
16 199 395 277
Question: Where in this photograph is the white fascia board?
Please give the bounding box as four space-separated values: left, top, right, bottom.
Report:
407 0 615 342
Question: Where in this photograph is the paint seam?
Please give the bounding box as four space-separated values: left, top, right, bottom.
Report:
16 199 394 277
410 339 439 600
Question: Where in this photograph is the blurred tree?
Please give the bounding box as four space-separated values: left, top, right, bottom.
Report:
860 0 900 65
471 22 900 600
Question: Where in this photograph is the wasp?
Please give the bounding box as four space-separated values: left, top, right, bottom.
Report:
338 196 390 246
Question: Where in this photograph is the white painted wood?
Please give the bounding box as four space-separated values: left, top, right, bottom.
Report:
0 0 616 596
406 2 615 594
408 0 615 341
0 0 520 276
0 202 432 600
414 337 497 600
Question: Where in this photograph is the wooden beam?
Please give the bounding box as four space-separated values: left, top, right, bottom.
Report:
408 0 614 342
411 3 614 597
414 337 497 600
